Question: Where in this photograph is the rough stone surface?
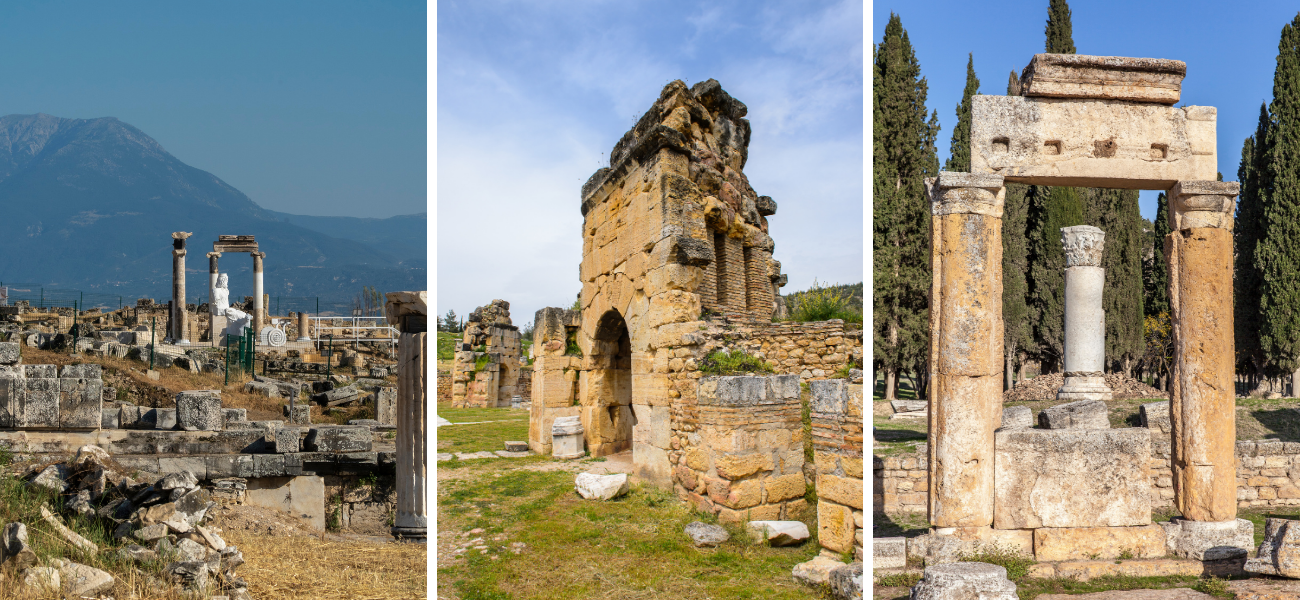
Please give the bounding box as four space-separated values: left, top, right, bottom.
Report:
23 566 59 593
59 561 115 597
176 390 222 431
1038 399 1111 429
1169 227 1237 522
684 521 729 547
970 95 1216 188
747 521 809 546
874 536 906 569
2 522 35 569
1162 518 1254 560
1246 517 1300 578
909 562 1018 600
0 343 18 365
503 441 527 452
574 473 628 500
275 427 302 453
791 555 847 586
1141 401 1171 433
1000 405 1033 430
828 562 862 600
1019 54 1186 104
1032 525 1168 561
995 429 1150 529
303 426 371 452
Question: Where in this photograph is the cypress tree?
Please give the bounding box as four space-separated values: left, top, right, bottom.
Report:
945 54 979 173
1236 104 1270 381
1091 188 1145 375
1144 192 1170 318
873 14 940 401
1257 14 1300 396
1002 71 1034 388
1045 0 1076 54
1027 185 1084 371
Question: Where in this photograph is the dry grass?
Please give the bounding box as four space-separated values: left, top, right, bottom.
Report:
224 528 426 599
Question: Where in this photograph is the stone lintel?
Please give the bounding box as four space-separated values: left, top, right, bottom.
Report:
926 172 1005 218
1020 54 1186 105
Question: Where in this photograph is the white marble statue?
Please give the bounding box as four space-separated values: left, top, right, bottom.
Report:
211 273 252 337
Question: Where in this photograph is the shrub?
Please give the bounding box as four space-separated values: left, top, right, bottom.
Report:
957 543 1034 581
698 348 774 376
788 280 863 323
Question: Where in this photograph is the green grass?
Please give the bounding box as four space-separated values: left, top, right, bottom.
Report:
1014 575 1230 599
438 332 461 361
438 460 824 600
437 402 530 453
699 349 775 376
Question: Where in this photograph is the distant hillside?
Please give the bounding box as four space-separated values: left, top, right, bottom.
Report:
783 282 864 312
0 113 424 302
263 210 426 265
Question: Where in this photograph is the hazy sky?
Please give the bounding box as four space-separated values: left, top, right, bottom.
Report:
873 0 1299 220
437 0 864 327
0 1 425 219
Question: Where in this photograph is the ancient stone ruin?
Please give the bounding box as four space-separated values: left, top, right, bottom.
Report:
527 79 864 584
887 54 1246 579
450 300 521 408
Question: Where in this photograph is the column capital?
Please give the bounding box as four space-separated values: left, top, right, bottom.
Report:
170 231 193 240
206 251 221 259
1062 225 1105 268
250 251 266 259
1169 180 1239 231
927 171 1005 218
173 248 187 258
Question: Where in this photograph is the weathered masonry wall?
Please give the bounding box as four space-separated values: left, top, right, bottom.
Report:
874 437 1300 516
675 375 806 524
451 300 521 408
730 320 863 382
810 380 864 561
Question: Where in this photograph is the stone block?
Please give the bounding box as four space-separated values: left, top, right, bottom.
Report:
1140 401 1171 433
995 429 1150 529
1038 399 1110 429
746 521 809 546
154 408 177 430
1019 54 1186 104
818 500 855 554
698 376 769 406
910 562 1018 600
1032 525 1167 561
376 387 397 426
23 365 55 379
222 408 247 423
19 378 60 428
252 454 285 478
817 474 862 509
101 407 120 429
0 343 18 365
303 426 371 452
56 376 101 429
60 364 101 379
275 428 302 453
175 391 222 431
157 457 207 480
286 404 311 424
205 454 254 479
1246 517 1300 578
1000 405 1033 430
1161 518 1254 560
874 536 906 569
971 95 1216 189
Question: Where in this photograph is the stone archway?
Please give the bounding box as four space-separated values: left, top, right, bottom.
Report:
585 309 634 456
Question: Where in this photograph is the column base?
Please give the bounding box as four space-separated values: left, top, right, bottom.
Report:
1160 518 1253 560
296 337 311 342
390 526 427 543
176 339 191 346
1057 376 1113 402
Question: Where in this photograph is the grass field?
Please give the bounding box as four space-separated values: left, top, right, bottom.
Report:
436 402 530 454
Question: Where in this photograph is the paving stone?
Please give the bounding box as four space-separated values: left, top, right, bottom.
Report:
494 451 529 458
455 451 498 460
874 536 907 569
436 453 454 461
910 562 1018 600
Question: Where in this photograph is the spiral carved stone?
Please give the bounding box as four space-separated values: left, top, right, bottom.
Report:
1062 225 1105 268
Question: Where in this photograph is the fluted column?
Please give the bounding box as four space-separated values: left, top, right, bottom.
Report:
1167 180 1239 522
1057 226 1111 401
386 291 427 542
926 172 1004 528
171 232 192 345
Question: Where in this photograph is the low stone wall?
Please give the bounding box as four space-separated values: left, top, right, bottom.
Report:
437 370 451 403
674 375 806 524
730 320 863 382
810 380 864 561
875 435 1300 517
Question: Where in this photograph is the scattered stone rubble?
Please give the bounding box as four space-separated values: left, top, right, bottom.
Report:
1003 372 1165 403
20 445 252 598
1247 517 1300 578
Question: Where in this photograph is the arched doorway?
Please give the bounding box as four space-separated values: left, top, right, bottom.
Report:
588 309 634 456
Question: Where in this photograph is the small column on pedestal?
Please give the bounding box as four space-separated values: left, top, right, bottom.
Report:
297 311 311 342
171 232 193 345
251 251 265 335
1057 226 1111 401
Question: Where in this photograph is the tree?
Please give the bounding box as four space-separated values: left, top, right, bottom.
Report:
1087 188 1144 375
1045 0 1076 54
1257 14 1300 396
945 54 979 173
440 309 459 333
1027 185 1084 371
1236 104 1271 382
1003 74 1034 389
1144 193 1171 319
873 13 940 401
352 286 383 317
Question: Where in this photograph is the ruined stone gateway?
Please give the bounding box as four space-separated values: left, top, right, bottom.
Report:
450 300 521 408
530 79 863 529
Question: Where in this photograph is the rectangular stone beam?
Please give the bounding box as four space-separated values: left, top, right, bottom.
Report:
1019 54 1186 105
971 95 1216 189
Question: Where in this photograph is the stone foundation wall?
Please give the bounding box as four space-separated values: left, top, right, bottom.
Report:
874 436 1300 517
436 370 451 403
810 379 864 561
730 319 863 382
672 375 806 524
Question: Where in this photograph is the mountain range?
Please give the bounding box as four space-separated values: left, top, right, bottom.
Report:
0 113 425 306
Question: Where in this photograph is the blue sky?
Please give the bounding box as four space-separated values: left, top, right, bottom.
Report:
437 0 863 326
0 1 425 218
872 0 1299 220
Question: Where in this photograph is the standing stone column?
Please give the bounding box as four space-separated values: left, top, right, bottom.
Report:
251 251 265 334
171 232 192 345
1057 226 1112 401
385 291 427 542
1167 180 1239 522
926 172 1004 528
297 311 311 342
207 252 220 344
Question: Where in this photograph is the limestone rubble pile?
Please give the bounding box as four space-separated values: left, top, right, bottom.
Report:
20 444 252 599
1003 372 1165 403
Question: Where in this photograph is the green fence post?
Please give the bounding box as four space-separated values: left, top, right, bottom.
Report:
327 334 333 378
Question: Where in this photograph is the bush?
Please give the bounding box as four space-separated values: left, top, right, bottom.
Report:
698 349 774 376
787 280 863 323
